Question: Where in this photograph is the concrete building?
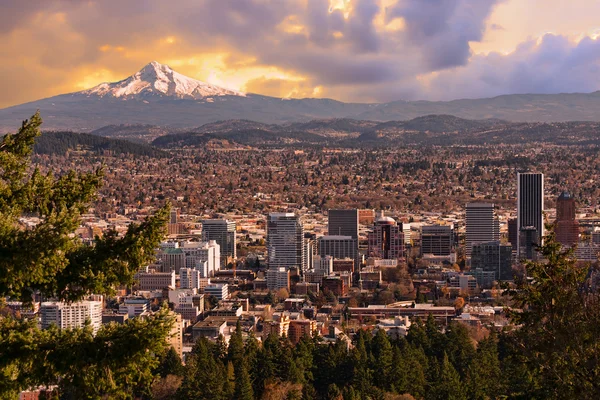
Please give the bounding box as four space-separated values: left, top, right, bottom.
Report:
421 225 454 256
519 226 539 261
180 267 201 290
555 191 579 247
40 295 103 333
201 219 236 264
368 211 405 260
264 313 290 338
181 240 221 278
318 235 359 268
465 202 499 258
136 270 176 290
266 267 290 291
158 246 186 273
204 283 229 300
288 319 317 344
328 209 359 239
466 268 497 289
470 241 513 283
517 172 544 259
267 213 306 271
192 318 227 340
118 298 150 318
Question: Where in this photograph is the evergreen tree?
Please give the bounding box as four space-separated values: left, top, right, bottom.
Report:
466 332 502 400
444 322 475 379
372 329 393 390
0 114 171 398
506 229 600 398
177 338 228 400
427 353 466 400
156 347 184 378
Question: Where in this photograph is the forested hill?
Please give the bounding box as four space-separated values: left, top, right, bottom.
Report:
33 131 168 157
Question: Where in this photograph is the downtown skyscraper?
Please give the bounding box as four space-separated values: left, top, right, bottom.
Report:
517 172 544 260
267 213 306 271
465 202 499 258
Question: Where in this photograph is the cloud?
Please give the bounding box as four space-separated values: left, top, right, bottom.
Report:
425 33 600 100
0 0 599 108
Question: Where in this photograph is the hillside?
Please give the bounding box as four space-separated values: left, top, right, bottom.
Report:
34 131 168 157
148 115 600 148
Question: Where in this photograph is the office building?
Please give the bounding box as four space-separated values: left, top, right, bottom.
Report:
421 225 454 256
181 240 221 277
180 267 201 290
267 213 306 271
465 203 499 258
519 227 539 261
204 283 229 300
554 191 579 247
517 172 544 258
288 319 317 344
470 241 513 283
318 235 359 268
136 270 176 290
328 209 359 239
158 246 185 273
40 295 103 333
304 233 317 274
266 267 291 291
201 219 236 264
119 298 150 318
367 211 405 260
508 218 518 254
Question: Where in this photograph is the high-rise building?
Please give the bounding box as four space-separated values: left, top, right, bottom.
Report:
517 172 544 259
267 213 306 271
554 191 579 247
508 218 518 255
318 235 359 268
465 203 499 257
328 209 359 239
181 240 221 277
201 219 236 264
421 225 454 256
367 211 405 260
40 295 103 333
180 267 201 289
519 227 539 261
470 241 513 284
204 283 229 300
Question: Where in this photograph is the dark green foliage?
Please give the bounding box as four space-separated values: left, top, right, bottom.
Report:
34 130 167 157
503 229 600 399
157 347 184 378
0 114 172 399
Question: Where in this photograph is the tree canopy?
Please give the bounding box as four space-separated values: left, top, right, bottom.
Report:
0 113 172 399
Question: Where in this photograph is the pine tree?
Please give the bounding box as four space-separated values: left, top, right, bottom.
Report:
427 353 466 400
372 329 393 390
0 114 171 398
156 347 184 378
466 332 502 400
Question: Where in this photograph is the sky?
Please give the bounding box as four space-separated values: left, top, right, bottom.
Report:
1 0 600 108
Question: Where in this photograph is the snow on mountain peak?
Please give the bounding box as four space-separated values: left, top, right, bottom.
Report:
84 61 245 99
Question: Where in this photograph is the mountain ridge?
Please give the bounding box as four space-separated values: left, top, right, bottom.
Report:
3 61 600 132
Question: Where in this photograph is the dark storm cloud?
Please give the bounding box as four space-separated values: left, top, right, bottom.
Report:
1 0 600 106
386 0 501 70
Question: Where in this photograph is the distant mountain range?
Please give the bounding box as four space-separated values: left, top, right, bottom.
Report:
2 61 600 132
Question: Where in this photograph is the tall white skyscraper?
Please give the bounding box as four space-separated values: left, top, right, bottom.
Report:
517 172 544 259
201 219 236 264
267 213 306 271
465 202 499 258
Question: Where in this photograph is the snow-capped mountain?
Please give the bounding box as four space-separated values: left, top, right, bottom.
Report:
2 60 600 132
84 61 245 99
